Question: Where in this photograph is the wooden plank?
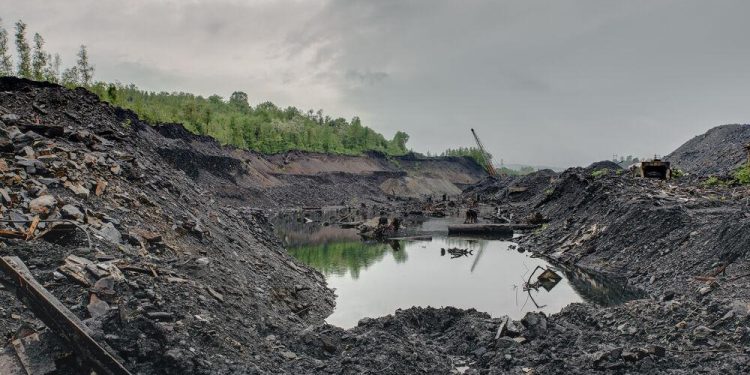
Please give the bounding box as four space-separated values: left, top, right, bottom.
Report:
25 216 40 240
0 256 132 375
0 229 25 239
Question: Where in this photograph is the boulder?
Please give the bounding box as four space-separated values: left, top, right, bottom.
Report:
29 195 57 215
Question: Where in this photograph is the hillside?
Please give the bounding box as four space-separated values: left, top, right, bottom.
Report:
0 77 488 373
665 124 750 176
87 82 411 157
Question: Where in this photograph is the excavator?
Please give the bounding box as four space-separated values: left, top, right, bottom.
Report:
471 128 497 177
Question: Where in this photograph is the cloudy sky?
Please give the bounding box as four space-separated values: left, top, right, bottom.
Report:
3 0 750 167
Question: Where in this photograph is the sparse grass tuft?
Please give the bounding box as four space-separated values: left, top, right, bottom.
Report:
591 168 609 179
734 163 750 184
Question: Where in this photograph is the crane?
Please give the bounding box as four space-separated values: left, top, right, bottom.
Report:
471 128 497 177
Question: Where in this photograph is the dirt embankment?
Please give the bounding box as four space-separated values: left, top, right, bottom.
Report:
151 123 486 208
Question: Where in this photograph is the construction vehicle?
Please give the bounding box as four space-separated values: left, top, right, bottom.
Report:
471 128 497 177
632 158 671 180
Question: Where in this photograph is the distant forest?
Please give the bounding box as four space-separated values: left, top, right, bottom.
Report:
89 83 410 155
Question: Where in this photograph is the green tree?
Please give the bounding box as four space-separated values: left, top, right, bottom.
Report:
14 21 31 78
229 91 249 111
390 131 410 154
44 53 60 82
31 33 47 80
89 81 411 156
75 45 93 85
0 18 12 76
61 66 78 86
106 83 117 101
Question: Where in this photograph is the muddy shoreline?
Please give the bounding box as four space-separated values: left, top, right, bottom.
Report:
1 77 749 374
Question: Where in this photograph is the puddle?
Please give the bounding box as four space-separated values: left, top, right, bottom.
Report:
274 210 638 329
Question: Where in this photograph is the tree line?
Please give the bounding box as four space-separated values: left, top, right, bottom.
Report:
1 18 411 156
88 83 410 155
0 18 93 86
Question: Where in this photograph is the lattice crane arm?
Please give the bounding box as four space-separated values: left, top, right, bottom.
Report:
471 128 496 177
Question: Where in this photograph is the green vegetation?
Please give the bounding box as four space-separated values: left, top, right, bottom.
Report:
702 176 730 187
671 168 685 178
0 18 92 85
734 164 750 184
0 18 410 156
441 147 488 165
88 83 410 155
591 168 610 179
698 164 750 187
287 241 406 279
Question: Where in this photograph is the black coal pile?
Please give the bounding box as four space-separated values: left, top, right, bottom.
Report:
452 164 750 373
3 77 749 374
0 77 336 374
587 160 623 171
665 123 750 176
464 169 558 205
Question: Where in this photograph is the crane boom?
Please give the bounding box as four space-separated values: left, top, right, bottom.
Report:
471 128 496 177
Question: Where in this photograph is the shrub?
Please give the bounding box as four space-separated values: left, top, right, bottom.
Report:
734 164 750 184
591 168 609 179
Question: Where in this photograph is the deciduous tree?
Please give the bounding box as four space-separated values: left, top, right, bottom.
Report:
75 45 93 85
31 33 47 80
14 21 31 78
0 18 12 76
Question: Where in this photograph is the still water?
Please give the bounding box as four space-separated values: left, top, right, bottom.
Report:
275 212 639 329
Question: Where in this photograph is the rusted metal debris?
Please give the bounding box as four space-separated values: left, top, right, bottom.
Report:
525 266 563 293
0 256 132 375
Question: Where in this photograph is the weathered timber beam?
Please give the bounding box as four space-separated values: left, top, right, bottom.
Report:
0 256 132 375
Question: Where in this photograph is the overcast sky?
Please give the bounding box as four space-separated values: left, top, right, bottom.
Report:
3 0 750 167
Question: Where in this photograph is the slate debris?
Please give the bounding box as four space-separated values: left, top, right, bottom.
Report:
1 76 749 375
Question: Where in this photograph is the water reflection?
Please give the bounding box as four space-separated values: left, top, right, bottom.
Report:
274 213 641 328
289 241 407 279
556 264 645 306
285 235 585 328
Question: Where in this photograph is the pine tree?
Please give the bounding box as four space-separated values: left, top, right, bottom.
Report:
76 45 93 85
14 21 31 78
0 18 13 76
31 33 47 80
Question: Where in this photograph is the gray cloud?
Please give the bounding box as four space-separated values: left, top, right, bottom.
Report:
2 0 750 167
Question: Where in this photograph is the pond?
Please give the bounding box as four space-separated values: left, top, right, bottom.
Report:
274 210 639 328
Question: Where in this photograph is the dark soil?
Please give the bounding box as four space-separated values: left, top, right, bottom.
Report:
665 123 750 176
2 77 749 374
